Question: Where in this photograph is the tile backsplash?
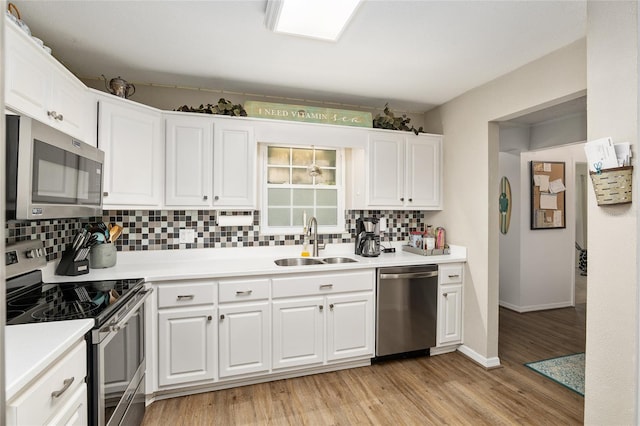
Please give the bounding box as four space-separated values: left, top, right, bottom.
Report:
6 209 434 262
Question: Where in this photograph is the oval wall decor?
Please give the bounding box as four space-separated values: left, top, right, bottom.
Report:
499 176 512 234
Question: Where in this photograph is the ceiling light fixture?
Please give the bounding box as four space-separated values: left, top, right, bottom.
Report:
265 0 362 42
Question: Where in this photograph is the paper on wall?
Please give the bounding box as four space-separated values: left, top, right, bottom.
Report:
543 163 552 172
533 175 550 191
584 137 618 171
553 210 562 227
540 193 557 210
549 179 566 193
614 142 632 166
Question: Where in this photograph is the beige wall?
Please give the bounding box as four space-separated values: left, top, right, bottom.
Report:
584 2 638 423
83 78 426 130
424 40 586 362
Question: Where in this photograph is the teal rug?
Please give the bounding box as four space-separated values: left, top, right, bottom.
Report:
525 353 585 396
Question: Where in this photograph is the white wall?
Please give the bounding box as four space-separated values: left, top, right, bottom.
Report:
424 39 586 365
518 144 585 311
584 2 638 424
498 152 521 308
529 111 587 150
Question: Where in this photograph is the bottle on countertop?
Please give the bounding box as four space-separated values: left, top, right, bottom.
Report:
424 225 435 250
435 227 446 249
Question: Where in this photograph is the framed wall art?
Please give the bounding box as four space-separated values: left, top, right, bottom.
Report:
530 161 566 230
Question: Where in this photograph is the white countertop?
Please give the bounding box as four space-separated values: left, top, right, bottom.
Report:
42 243 466 283
5 319 94 401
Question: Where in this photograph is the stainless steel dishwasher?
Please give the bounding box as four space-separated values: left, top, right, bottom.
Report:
376 265 438 357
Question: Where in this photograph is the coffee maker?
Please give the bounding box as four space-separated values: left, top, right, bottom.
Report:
355 217 381 257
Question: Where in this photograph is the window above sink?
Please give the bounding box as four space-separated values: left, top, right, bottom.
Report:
260 144 345 234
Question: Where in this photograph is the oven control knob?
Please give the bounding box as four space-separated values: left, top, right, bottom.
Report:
26 249 37 259
110 325 121 332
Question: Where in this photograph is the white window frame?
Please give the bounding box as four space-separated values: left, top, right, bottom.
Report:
259 143 346 235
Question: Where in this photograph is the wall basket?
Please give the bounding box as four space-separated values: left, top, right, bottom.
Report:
589 166 633 206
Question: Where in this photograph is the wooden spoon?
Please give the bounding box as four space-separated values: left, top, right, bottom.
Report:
109 225 123 242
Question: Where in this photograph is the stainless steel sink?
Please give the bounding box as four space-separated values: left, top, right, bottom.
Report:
321 257 358 264
274 257 325 266
274 256 358 266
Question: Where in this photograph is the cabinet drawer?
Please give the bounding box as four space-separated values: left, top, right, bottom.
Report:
157 281 216 308
7 340 86 426
272 270 374 298
439 265 463 284
219 278 269 303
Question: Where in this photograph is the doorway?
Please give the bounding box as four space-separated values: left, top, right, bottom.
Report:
574 162 588 305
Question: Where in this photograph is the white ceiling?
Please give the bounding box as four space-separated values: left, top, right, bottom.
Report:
14 0 587 113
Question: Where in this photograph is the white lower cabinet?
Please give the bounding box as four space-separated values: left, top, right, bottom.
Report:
6 340 87 426
158 307 217 386
272 297 325 369
157 281 217 387
152 270 375 394
218 302 270 378
437 264 464 347
326 293 374 361
272 270 375 370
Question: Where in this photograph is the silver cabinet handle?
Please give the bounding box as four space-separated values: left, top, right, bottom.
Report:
203 195 208 200
57 113 64 122
214 195 220 201
319 305 324 312
103 191 109 197
320 284 333 290
51 377 74 398
220 314 225 320
207 315 212 321
448 274 460 278
329 304 334 311
444 293 449 297
236 290 253 296
177 295 194 300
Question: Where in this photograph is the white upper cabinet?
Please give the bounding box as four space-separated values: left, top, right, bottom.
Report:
367 131 442 210
165 115 213 206
405 135 442 208
97 94 163 208
4 17 94 145
213 121 256 208
164 113 256 209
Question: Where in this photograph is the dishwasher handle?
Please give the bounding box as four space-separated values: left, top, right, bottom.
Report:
379 271 438 280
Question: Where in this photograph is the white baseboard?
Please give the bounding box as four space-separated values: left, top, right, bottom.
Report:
458 345 501 369
499 300 574 313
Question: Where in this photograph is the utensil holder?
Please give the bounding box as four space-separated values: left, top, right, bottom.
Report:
589 166 633 206
89 243 117 268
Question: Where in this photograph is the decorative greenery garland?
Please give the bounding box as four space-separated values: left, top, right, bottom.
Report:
175 98 247 116
373 103 424 135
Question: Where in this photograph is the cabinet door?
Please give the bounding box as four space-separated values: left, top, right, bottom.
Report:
5 21 51 120
272 297 324 369
99 98 163 207
218 302 270 378
405 136 442 209
367 133 404 207
326 293 374 361
213 121 256 208
44 384 87 426
158 307 216 386
50 69 93 144
165 115 213 206
437 284 463 345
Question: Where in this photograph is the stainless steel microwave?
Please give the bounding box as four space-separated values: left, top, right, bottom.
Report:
6 114 105 220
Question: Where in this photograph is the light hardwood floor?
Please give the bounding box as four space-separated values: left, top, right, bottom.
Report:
142 305 586 425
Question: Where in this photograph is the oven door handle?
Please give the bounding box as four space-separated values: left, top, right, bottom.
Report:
94 288 153 342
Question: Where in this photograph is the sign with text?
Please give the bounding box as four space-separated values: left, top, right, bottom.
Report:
245 101 372 128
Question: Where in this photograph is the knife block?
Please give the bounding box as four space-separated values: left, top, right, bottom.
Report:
55 248 90 276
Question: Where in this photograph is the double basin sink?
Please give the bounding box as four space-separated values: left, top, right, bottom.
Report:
274 257 358 266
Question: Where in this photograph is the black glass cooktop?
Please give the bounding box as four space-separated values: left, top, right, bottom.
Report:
7 276 144 326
